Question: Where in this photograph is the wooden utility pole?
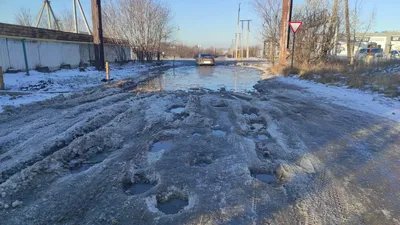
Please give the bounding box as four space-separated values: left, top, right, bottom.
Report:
279 0 292 66
92 0 105 70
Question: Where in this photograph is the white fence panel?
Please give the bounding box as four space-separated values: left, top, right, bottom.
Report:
61 43 80 67
0 38 11 72
7 39 25 71
38 42 64 70
25 40 41 70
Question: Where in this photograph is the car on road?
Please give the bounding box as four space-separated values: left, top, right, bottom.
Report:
390 50 400 59
196 53 215 66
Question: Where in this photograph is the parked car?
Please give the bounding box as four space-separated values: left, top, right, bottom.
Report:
390 50 400 59
196 53 215 66
356 48 384 59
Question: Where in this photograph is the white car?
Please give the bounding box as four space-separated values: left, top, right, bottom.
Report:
390 50 400 59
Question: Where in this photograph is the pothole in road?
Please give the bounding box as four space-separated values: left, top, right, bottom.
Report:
250 169 276 184
123 174 156 195
257 134 268 141
189 155 213 167
212 130 226 136
69 152 109 174
252 174 276 183
242 106 260 116
212 101 228 108
169 105 185 114
151 140 173 152
157 195 189 215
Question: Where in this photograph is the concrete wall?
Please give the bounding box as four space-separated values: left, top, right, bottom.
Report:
0 23 131 72
0 38 132 72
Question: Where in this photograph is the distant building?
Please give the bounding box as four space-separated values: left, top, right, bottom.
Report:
336 31 400 56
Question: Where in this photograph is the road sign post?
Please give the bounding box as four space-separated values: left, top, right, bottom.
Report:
289 22 302 70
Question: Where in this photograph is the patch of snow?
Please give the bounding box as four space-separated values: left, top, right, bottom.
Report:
0 62 173 112
278 76 400 122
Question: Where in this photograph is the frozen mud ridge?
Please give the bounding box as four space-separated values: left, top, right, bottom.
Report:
0 70 399 225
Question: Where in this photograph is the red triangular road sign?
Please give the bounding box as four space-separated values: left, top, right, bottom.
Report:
289 22 303 34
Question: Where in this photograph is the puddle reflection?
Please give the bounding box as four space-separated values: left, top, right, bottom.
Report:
135 66 262 92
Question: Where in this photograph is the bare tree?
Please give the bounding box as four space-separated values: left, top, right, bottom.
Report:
102 0 173 63
350 0 376 55
291 0 340 63
57 9 80 33
14 7 34 27
345 0 352 64
252 0 281 65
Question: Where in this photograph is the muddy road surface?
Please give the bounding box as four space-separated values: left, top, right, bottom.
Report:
0 66 399 225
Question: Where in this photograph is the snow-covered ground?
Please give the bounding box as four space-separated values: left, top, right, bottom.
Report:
0 62 175 112
278 75 400 122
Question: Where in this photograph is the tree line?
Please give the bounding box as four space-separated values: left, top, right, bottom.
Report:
253 0 376 66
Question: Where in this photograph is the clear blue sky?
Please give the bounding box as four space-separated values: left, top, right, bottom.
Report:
0 0 399 48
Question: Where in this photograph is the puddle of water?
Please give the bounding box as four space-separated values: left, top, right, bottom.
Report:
135 66 262 92
192 133 202 137
197 163 209 167
157 198 188 214
212 130 226 136
151 141 173 152
253 174 276 183
125 183 155 195
170 107 185 114
257 135 268 141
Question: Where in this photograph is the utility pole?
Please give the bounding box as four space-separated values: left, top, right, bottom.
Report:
77 0 92 35
247 20 250 58
92 0 105 70
235 3 241 59
73 0 78 33
35 0 60 30
240 20 251 59
241 21 244 59
279 0 292 66
46 0 51 29
240 20 252 59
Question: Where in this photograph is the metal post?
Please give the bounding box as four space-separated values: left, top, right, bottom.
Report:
46 1 51 29
21 40 29 75
0 66 4 90
35 2 46 27
78 0 92 35
73 0 78 33
88 44 91 62
106 61 110 80
286 0 293 49
290 34 296 70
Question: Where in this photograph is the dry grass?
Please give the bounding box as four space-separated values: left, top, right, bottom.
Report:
271 59 400 98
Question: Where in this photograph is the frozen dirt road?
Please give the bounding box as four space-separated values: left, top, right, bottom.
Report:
0 65 399 225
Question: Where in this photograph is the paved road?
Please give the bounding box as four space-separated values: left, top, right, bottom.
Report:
0 66 399 225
